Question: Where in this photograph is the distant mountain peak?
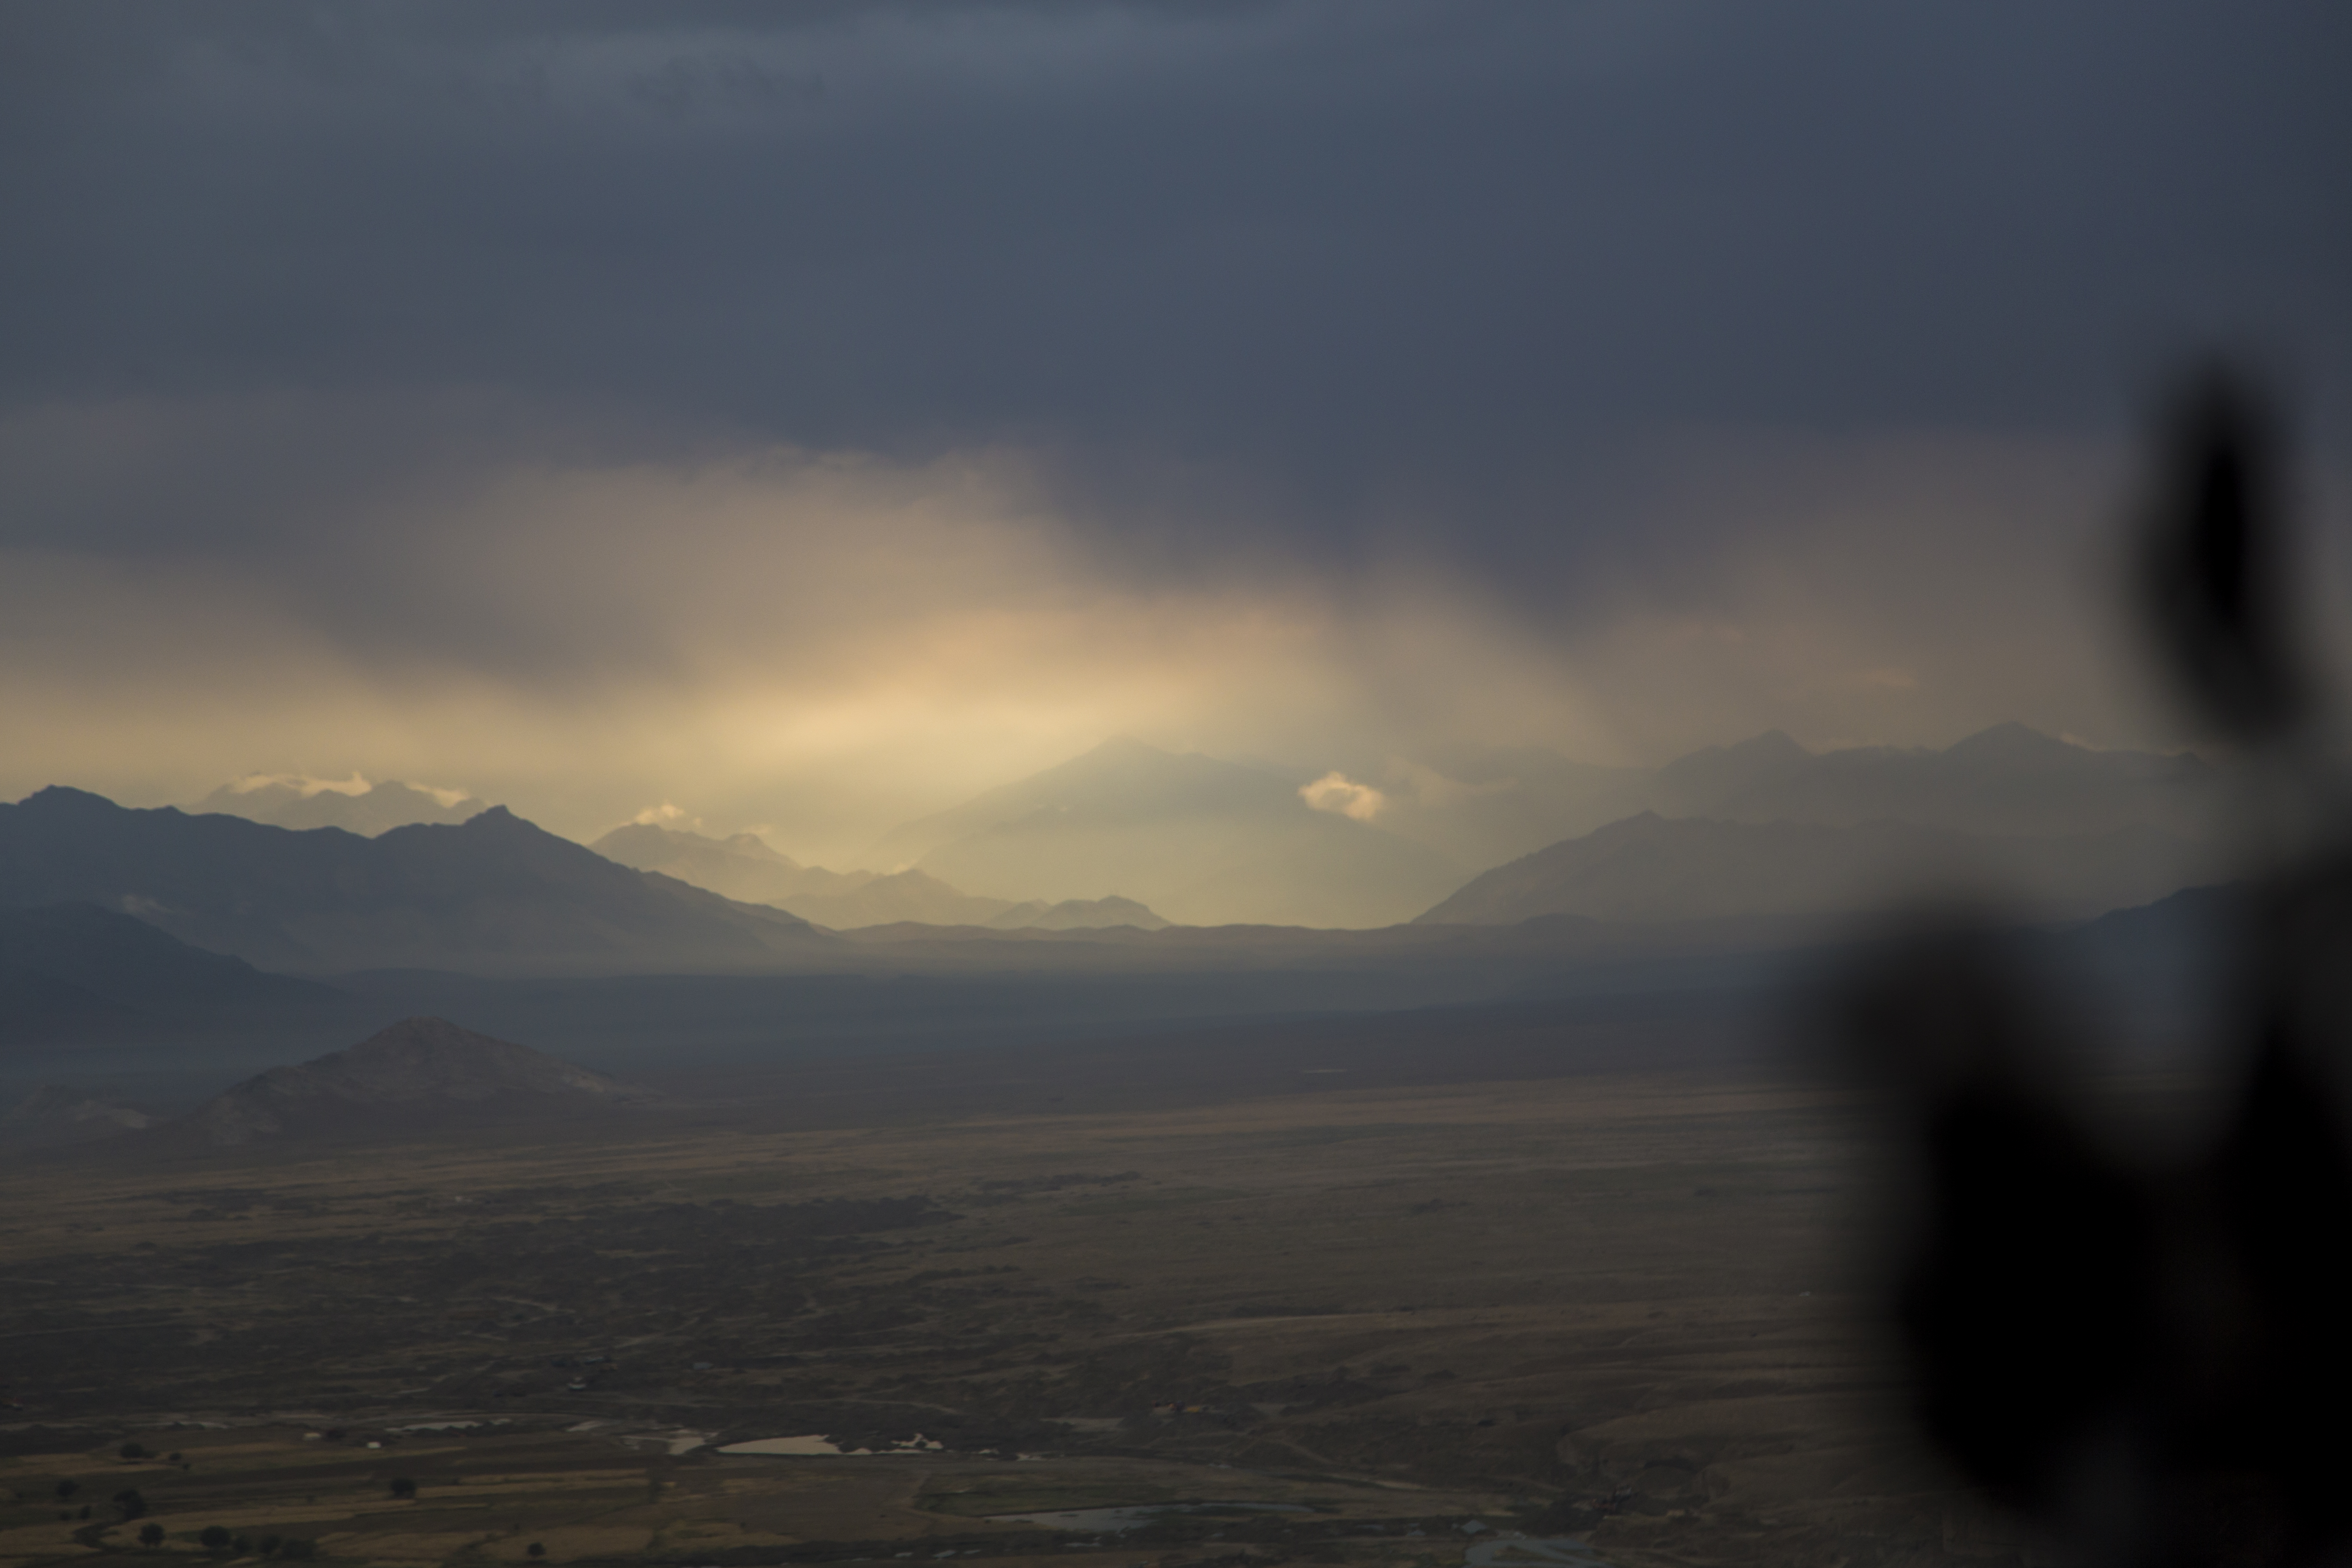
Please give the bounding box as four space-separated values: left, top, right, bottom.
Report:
19 785 128 812
1946 721 2071 759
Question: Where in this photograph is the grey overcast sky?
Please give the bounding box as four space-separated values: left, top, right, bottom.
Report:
3 1 2348 854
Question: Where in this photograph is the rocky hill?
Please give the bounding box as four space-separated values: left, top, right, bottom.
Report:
178 1017 655 1145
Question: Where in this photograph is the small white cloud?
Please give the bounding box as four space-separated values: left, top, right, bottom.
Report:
411 782 476 808
1299 771 1385 823
230 771 372 797
631 802 692 826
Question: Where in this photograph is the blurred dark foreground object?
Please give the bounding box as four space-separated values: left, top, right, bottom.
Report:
1836 368 2352 1567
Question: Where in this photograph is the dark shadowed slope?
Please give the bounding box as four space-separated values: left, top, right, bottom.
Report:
0 789 827 975
1416 812 2205 925
0 903 347 1047
177 1017 655 1146
864 737 1462 928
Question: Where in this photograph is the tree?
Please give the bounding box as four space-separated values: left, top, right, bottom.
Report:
119 1443 150 1461
200 1526 232 1551
527 1544 545 1558
259 1534 283 1556
279 1540 317 1560
55 1480 79 1501
114 1489 148 1520
389 1477 417 1499
138 1523 165 1547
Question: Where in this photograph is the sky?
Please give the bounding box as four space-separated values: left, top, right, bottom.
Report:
3 1 2347 863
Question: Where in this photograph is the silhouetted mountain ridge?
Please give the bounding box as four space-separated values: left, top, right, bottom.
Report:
1416 811 2205 926
0 790 825 976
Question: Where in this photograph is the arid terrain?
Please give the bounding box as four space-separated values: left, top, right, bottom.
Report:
0 1016 2020 1568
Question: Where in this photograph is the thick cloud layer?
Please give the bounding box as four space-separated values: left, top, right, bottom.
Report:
2 3 2346 852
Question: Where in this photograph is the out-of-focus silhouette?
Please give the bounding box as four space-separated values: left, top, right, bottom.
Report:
1837 367 2352 1566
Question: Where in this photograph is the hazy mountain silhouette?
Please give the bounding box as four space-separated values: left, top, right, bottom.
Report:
1415 812 2205 925
1381 726 2215 870
590 822 873 906
862 737 1464 928
1634 730 1820 818
1604 724 2216 837
986 895 1169 931
1367 743 1648 867
192 778 486 836
594 822 1169 929
176 1017 654 1146
0 789 825 975
0 902 347 1047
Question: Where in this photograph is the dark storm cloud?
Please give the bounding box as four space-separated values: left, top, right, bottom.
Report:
6 2 2350 846
4 0 2346 565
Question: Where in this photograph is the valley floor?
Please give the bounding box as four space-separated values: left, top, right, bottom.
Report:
0 1029 2022 1568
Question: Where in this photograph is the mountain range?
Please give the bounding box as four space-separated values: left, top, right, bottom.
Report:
190 778 487 836
1417 812 2206 926
590 824 1168 930
1609 723 2215 837
1357 724 2217 870
0 790 825 975
13 724 2222 986
842 728 2213 927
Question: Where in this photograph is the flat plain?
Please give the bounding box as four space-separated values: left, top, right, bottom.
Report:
0 1013 2005 1568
